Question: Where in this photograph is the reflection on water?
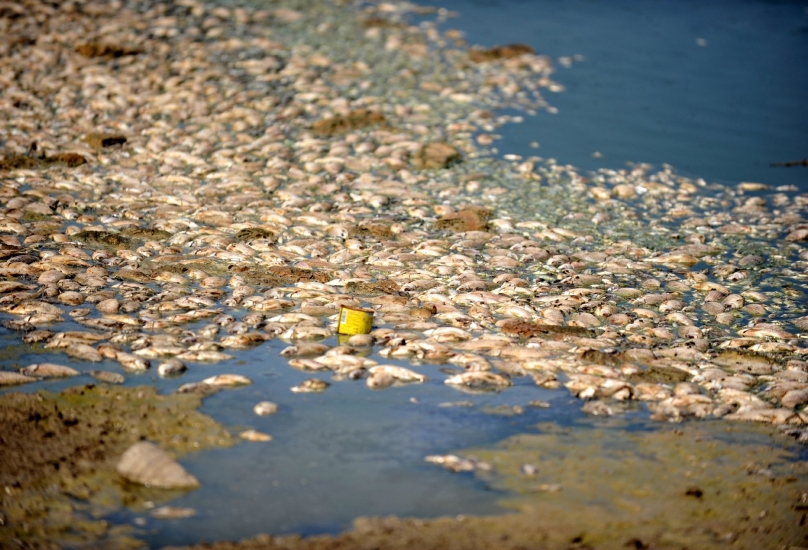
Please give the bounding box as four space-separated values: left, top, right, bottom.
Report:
418 0 808 189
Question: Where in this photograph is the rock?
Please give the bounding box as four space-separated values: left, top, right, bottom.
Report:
116 441 200 489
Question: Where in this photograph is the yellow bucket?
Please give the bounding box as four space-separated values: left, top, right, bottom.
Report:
337 305 373 335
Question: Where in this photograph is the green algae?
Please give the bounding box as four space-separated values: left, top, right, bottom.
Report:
73 230 136 251
121 227 172 241
234 227 278 243
462 420 808 549
0 384 234 548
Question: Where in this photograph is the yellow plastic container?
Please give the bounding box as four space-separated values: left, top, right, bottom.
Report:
337 305 373 335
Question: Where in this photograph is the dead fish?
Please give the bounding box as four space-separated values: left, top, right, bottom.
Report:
176 351 233 362
424 454 491 473
116 352 150 372
291 378 330 393
287 358 330 371
367 365 427 383
280 342 332 357
240 429 273 442
444 371 512 389
90 370 125 384
150 506 197 520
202 374 251 387
19 363 80 378
158 358 187 377
254 401 279 416
0 371 38 386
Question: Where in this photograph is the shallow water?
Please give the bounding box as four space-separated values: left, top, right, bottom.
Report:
1 322 588 546
418 0 808 189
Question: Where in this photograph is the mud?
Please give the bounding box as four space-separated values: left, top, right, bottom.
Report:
0 385 234 548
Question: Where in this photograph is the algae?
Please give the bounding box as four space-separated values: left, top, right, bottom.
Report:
0 384 234 548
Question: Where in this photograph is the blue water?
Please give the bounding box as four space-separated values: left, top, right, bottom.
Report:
421 0 808 189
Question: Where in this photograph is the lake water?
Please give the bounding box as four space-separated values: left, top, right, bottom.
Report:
419 0 808 189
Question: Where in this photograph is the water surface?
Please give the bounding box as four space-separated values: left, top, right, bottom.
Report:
420 0 808 188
